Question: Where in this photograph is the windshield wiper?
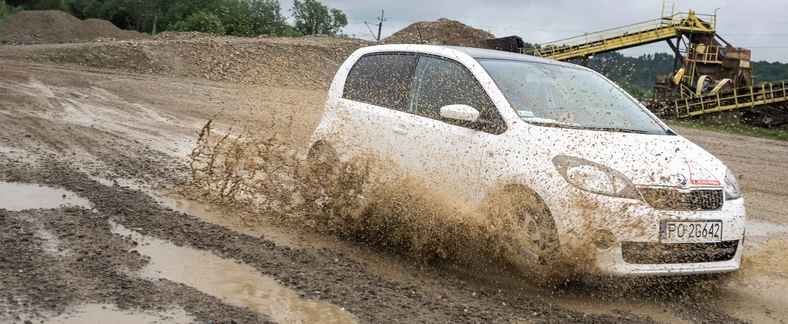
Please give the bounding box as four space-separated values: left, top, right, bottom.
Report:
526 121 661 134
593 127 656 134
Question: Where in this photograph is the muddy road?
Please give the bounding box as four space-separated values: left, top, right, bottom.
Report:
1 59 787 324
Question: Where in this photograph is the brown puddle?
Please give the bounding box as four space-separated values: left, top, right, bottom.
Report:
39 303 194 324
109 220 358 324
159 196 420 282
159 197 326 249
0 182 93 211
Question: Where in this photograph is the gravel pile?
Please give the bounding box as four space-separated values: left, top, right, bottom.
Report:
0 10 148 44
0 34 374 90
381 18 496 47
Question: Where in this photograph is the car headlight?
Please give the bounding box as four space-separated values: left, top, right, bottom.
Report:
552 155 640 200
724 168 742 200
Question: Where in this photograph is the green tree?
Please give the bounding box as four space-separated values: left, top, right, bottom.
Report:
31 0 69 11
212 0 253 36
245 0 287 35
99 0 145 31
753 61 788 83
0 0 23 20
162 0 252 36
290 0 346 36
168 10 225 35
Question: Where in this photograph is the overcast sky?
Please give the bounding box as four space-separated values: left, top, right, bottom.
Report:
281 0 788 63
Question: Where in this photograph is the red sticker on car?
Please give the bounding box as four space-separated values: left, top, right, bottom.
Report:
685 159 721 186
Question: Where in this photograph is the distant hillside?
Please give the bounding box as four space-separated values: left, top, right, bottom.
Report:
753 60 788 83
577 52 674 97
568 51 788 97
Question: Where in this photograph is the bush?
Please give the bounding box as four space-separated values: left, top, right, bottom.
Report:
31 0 69 12
169 11 226 36
624 84 650 99
0 1 23 20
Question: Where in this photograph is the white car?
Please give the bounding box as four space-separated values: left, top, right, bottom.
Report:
305 44 745 277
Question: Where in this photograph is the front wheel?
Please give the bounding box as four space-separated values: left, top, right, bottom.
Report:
512 194 561 265
495 185 561 266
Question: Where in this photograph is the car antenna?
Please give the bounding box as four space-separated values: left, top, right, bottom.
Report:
416 25 425 44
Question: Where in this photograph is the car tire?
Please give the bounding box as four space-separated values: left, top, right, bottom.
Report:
502 185 561 266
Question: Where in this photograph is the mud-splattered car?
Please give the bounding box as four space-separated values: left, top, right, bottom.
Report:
306 44 746 277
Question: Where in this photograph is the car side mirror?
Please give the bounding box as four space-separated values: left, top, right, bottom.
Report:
439 104 480 123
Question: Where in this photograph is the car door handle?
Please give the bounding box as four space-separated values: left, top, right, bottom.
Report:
392 125 408 135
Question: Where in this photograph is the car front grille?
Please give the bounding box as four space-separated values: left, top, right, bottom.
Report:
638 188 724 211
621 240 739 264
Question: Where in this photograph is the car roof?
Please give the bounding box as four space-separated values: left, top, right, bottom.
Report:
442 45 543 61
359 43 584 70
443 45 588 69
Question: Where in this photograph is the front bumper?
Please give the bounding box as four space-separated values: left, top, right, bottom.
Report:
552 192 746 277
595 239 743 276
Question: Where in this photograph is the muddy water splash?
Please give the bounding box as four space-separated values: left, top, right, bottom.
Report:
180 122 600 284
109 220 358 323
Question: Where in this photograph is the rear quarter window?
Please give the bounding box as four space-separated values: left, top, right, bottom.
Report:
343 53 417 111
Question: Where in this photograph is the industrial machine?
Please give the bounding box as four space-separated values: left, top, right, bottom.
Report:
481 2 788 127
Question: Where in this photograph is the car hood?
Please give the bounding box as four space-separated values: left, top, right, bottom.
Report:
527 125 728 188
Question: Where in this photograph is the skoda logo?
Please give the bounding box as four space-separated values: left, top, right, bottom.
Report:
674 173 688 186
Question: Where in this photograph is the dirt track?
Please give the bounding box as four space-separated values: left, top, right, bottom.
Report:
1 51 787 324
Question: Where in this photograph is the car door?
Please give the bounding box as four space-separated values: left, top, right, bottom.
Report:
390 54 507 206
338 52 418 165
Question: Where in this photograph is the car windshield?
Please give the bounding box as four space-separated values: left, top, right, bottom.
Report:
477 59 669 135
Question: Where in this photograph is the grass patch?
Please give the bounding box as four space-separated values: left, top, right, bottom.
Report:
663 116 788 141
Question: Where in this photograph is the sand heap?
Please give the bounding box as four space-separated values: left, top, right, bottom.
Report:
0 10 148 44
381 18 495 47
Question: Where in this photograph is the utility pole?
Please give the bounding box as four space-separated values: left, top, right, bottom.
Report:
376 10 385 42
364 9 386 41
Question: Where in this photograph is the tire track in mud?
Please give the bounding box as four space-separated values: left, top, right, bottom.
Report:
0 205 272 324
0 157 675 324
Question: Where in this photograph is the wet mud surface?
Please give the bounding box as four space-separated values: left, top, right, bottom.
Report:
1 159 664 323
0 58 786 323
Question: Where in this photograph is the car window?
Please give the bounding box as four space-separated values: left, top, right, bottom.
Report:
478 59 669 135
342 53 417 111
407 55 505 133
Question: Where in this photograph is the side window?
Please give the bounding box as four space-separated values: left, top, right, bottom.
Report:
342 53 417 111
408 55 505 133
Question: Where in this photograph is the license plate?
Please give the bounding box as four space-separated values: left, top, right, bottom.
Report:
660 220 723 243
